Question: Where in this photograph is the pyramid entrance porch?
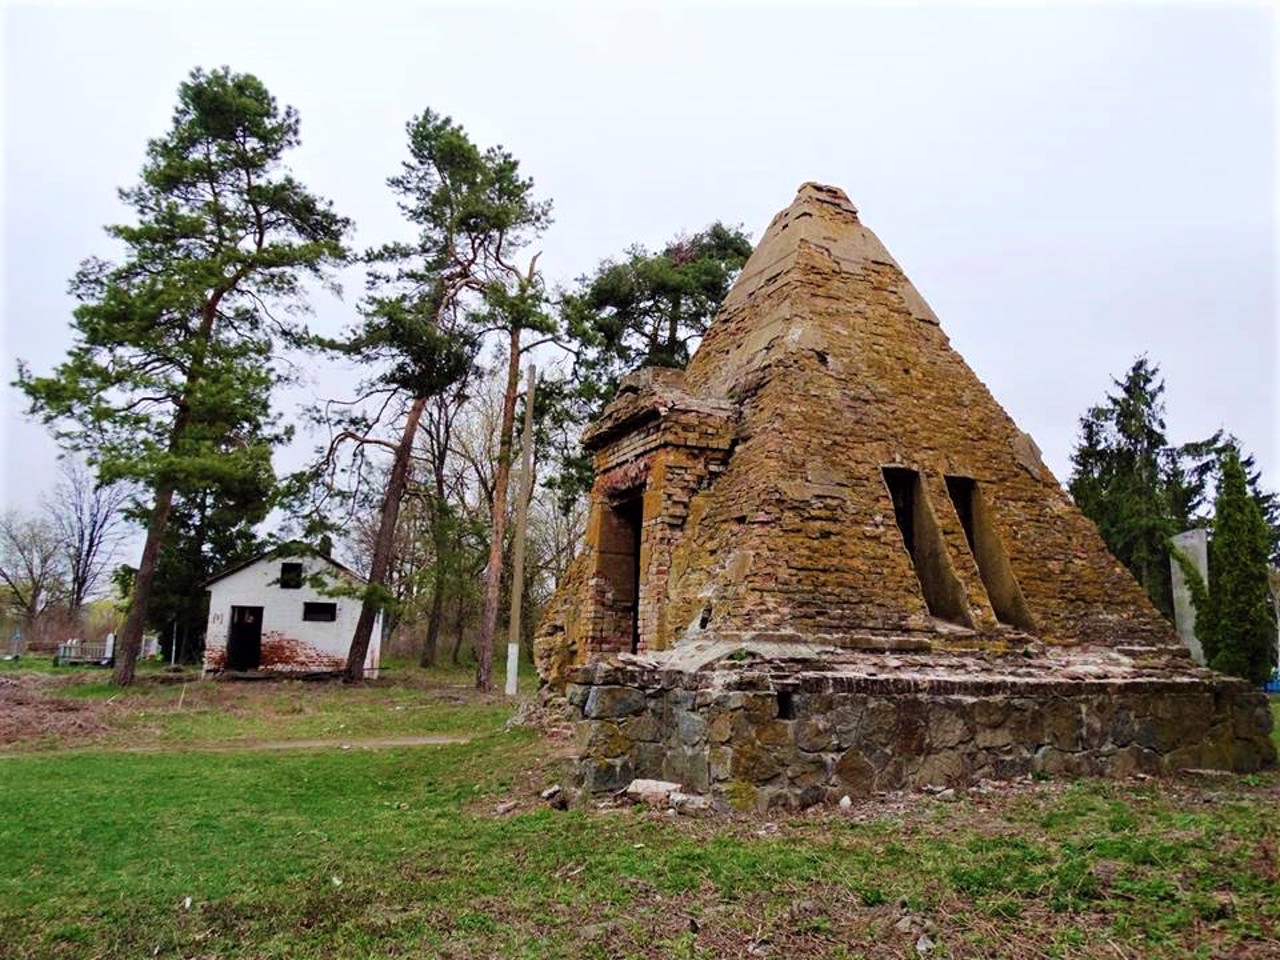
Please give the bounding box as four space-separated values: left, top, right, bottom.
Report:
577 368 736 659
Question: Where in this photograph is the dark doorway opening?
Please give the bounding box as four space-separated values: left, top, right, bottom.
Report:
599 495 644 653
882 467 972 626
227 605 264 670
944 477 1035 631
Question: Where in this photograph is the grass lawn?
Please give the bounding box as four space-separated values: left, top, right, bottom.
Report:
1 675 1277 958
0 657 519 751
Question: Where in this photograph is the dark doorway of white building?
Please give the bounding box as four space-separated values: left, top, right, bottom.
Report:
227 606 264 670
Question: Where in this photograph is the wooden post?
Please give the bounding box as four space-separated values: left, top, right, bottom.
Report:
504 364 537 697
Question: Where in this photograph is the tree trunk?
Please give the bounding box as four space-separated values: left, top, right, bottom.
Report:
346 395 427 681
475 328 521 691
421 560 446 667
113 287 228 686
420 462 449 667
451 599 465 665
113 482 176 685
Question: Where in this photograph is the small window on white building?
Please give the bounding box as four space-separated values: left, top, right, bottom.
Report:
280 562 304 589
302 601 337 622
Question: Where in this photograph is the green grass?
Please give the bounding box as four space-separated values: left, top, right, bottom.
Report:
0 678 1276 958
1 656 528 752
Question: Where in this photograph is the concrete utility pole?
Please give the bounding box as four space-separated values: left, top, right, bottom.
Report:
504 364 537 697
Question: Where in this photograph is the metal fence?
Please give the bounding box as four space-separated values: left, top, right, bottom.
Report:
55 641 113 667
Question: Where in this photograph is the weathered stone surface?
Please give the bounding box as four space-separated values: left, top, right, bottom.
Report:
674 710 707 746
834 748 876 796
794 716 834 753
730 740 781 784
928 702 973 750
625 779 681 804
583 686 647 719
663 747 711 794
565 660 1276 807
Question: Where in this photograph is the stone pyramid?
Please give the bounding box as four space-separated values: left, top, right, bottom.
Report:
538 183 1174 677
537 184 1273 804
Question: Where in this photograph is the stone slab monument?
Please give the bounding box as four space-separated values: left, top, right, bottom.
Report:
1169 528 1209 664
535 184 1276 811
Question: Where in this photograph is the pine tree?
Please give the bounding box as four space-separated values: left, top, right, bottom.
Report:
1197 449 1277 684
320 109 550 683
1068 357 1190 616
16 67 350 684
549 224 752 508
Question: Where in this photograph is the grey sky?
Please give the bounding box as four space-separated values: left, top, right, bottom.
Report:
2 2 1276 516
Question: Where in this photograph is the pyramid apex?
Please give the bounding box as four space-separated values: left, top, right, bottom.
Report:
792 182 859 219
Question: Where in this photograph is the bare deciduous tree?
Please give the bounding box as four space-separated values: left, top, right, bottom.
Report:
0 511 67 634
47 460 130 614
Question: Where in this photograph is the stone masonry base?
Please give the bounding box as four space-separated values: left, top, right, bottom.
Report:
566 654 1277 813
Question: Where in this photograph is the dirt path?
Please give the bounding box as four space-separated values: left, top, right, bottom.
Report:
0 734 471 758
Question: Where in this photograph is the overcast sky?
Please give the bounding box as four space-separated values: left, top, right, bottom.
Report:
2 2 1276 519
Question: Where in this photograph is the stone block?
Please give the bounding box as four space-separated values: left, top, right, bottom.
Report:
626 779 681 804
1109 706 1137 746
928 701 973 750
579 720 632 759
730 741 781 784
973 699 1009 729
583 757 634 794
1044 699 1082 751
663 747 711 794
1007 700 1045 744
668 689 696 710
975 723 1015 750
634 741 667 778
834 748 876 796
857 698 896 745
708 745 733 783
794 716 835 753
621 712 661 743
1233 698 1274 740
584 685 648 719
675 710 707 746
916 748 968 787
786 751 830 788
708 711 733 744
1103 744 1160 778
756 719 791 747
895 699 928 756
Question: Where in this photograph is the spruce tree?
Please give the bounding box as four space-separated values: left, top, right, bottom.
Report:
1068 358 1187 616
16 67 350 684
1197 449 1277 684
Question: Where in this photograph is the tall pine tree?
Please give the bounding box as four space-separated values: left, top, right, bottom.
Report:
320 109 550 682
16 67 350 684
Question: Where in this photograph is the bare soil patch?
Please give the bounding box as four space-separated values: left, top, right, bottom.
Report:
0 673 109 745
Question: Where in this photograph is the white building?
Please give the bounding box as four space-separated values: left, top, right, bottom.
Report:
203 552 381 677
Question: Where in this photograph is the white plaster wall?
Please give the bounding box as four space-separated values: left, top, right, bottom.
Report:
204 557 381 676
